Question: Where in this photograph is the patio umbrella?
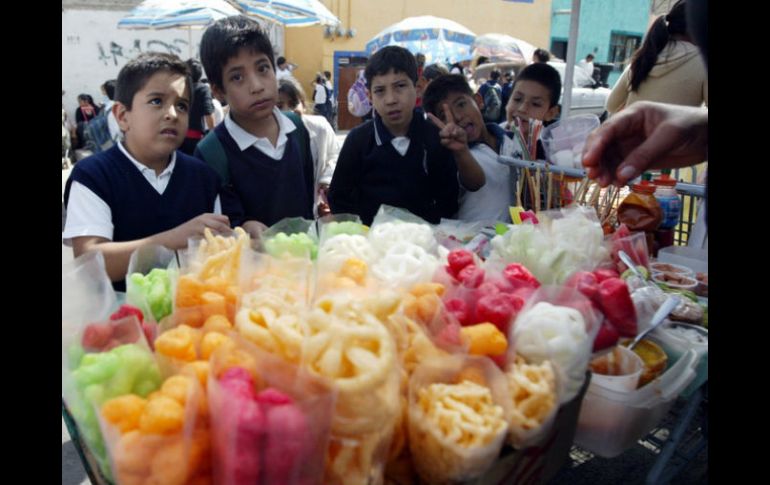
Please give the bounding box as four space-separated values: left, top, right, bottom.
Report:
471 33 537 65
117 0 241 57
227 0 340 27
365 16 476 65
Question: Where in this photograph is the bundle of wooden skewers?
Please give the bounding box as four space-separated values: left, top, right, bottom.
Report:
508 117 627 229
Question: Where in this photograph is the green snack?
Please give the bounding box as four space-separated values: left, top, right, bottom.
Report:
264 232 318 259
65 343 162 479
325 220 368 237
127 268 173 322
68 343 85 370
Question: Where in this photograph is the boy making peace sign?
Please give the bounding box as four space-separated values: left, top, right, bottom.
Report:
328 46 484 225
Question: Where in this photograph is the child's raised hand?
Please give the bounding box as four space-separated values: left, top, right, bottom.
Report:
161 213 232 249
428 103 469 152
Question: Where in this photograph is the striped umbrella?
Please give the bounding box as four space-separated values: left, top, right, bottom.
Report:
471 33 537 65
365 16 476 65
227 0 340 27
118 0 242 57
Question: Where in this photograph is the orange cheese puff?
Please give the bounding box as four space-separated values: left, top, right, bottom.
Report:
340 257 368 284
401 293 419 319
139 395 185 435
187 475 214 485
181 361 210 389
204 276 229 295
461 323 508 356
188 426 212 474
145 390 164 401
178 306 206 328
113 430 162 475
456 365 489 387
161 375 194 406
115 472 146 485
200 291 227 321
147 438 189 485
155 326 198 361
415 294 441 323
200 331 235 360
202 314 232 334
176 275 206 308
212 347 259 384
101 394 147 433
410 282 445 297
224 285 240 307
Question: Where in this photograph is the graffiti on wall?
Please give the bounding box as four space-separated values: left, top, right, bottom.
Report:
96 38 195 66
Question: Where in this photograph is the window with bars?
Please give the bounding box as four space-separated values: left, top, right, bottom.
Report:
608 32 642 71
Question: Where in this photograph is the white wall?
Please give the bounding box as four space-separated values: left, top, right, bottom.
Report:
62 9 283 119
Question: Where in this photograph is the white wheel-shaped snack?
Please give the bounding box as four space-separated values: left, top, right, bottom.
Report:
318 234 376 272
371 242 438 287
368 222 437 254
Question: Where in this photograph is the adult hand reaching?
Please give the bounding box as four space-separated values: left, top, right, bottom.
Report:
582 101 708 187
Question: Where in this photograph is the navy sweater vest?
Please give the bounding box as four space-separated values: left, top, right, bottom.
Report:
64 146 220 290
328 111 459 225
200 123 314 227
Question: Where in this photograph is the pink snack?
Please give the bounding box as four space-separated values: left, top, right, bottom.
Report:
215 367 264 485
257 388 312 485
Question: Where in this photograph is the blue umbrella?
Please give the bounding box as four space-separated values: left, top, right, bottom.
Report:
228 0 340 27
118 0 242 57
365 16 476 65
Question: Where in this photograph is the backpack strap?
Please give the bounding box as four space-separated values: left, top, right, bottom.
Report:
282 111 310 169
197 131 230 186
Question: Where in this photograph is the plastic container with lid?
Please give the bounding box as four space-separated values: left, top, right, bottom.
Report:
650 321 708 399
541 114 600 168
652 170 681 229
617 173 663 233
573 348 697 458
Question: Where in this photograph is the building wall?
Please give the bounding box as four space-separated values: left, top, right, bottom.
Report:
286 0 553 97
63 0 553 118
61 6 282 120
550 0 650 86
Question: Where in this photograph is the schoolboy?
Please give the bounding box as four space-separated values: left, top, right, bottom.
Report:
328 46 485 225
63 52 229 290
195 16 315 233
503 62 562 157
423 74 522 222
504 62 566 209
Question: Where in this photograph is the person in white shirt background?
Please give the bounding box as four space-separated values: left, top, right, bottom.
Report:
276 78 340 216
578 53 595 78
100 80 122 142
275 56 297 81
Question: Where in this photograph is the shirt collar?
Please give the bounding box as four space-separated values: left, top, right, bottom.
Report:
224 107 297 152
468 122 510 151
373 107 423 147
117 141 176 177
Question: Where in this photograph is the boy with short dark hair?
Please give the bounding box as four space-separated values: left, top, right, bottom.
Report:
503 62 561 148
328 46 485 225
194 16 315 233
503 62 566 209
63 52 229 290
423 74 521 222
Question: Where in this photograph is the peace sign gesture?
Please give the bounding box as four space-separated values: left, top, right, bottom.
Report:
427 103 469 153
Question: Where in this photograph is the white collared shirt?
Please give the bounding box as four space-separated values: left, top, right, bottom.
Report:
223 107 296 160
391 136 411 156
63 142 221 244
